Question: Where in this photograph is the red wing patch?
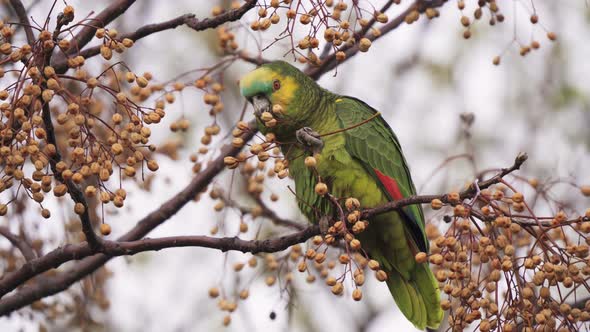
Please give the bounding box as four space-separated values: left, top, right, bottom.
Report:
373 168 404 200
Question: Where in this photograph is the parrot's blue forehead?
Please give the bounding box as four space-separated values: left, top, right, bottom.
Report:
240 79 272 98
239 67 275 98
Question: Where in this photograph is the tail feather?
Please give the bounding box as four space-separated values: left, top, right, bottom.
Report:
387 263 443 330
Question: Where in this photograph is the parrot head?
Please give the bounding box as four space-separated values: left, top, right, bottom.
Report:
239 61 322 125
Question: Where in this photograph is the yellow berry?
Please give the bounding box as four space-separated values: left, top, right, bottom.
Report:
304 156 317 168
222 315 231 326
239 289 249 300
74 202 85 215
271 104 283 115
375 270 388 282
209 287 220 298
368 259 380 270
352 289 362 301
376 13 388 23
211 6 223 16
100 223 112 236
354 273 365 286
460 16 470 27
345 197 360 210
331 282 343 295
492 56 500 66
315 182 328 195
448 192 461 204
265 275 276 286
358 38 371 52
512 192 524 203
147 160 159 172
415 252 428 264
260 111 274 122
431 198 443 210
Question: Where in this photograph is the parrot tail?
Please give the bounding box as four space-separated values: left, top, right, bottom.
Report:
386 262 443 330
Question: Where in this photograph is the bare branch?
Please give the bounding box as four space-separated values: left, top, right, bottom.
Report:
0 223 318 315
183 0 257 32
8 0 35 45
102 228 319 255
230 50 271 66
0 226 36 261
252 194 306 230
220 194 306 230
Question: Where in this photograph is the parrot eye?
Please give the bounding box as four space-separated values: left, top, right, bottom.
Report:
272 79 281 91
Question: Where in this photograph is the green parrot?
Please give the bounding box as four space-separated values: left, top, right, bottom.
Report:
240 61 442 330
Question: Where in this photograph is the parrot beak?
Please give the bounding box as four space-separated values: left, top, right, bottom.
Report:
251 95 271 117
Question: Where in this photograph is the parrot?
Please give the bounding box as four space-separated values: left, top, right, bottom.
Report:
239 60 442 330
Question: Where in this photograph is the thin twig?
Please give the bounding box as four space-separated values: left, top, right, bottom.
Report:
252 194 306 230
53 1 257 73
183 0 257 32
0 227 36 261
8 0 35 45
64 0 137 57
306 0 448 80
40 25 103 249
52 13 196 72
362 153 528 219
319 112 381 137
0 152 527 312
0 122 258 307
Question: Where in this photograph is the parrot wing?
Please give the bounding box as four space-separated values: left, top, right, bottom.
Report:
334 96 428 252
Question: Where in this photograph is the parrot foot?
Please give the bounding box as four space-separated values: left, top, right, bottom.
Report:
296 127 324 154
319 216 330 235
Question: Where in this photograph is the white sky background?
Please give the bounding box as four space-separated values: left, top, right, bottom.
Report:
1 0 590 331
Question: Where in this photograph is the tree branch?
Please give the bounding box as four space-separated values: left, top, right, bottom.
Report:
0 151 525 314
230 50 271 66
252 194 306 230
361 152 528 219
0 123 258 311
37 14 104 251
8 0 35 45
183 0 257 32
221 189 307 230
52 0 257 73
306 0 448 80
0 227 36 261
64 0 137 57
52 13 196 73
102 228 319 255
0 0 260 312
41 102 102 251
0 224 318 315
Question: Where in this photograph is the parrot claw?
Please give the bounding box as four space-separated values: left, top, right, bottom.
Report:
319 216 330 235
296 127 324 154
